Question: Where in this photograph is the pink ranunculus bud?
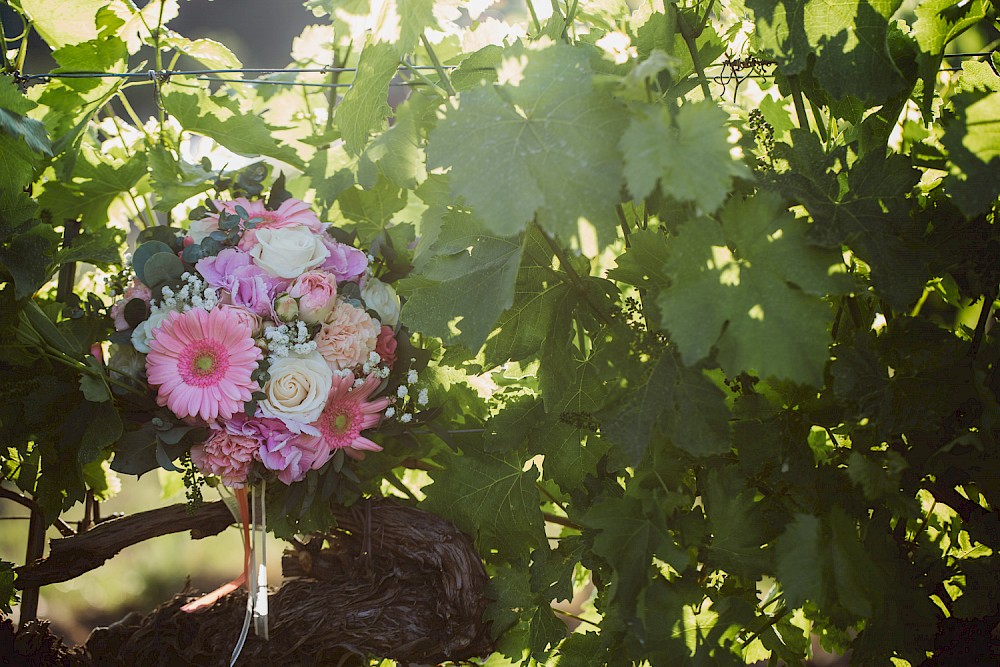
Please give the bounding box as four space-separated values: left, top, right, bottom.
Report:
288 270 338 324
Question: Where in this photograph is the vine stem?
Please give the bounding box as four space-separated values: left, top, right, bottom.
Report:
154 0 167 145
534 222 614 326
552 606 601 630
787 76 812 134
742 605 790 646
679 9 713 99
400 60 449 99
420 34 456 97
525 0 542 34
970 287 997 359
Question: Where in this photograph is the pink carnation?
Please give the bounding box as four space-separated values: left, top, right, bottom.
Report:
145 308 261 422
190 428 259 487
259 432 327 485
315 300 380 371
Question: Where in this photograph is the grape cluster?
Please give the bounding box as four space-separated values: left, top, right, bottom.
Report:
181 453 205 513
748 108 775 171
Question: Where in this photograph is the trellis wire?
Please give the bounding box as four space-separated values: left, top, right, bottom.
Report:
10 50 994 90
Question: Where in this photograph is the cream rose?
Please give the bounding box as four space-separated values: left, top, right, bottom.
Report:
258 351 332 430
360 277 400 327
249 225 329 279
130 310 172 354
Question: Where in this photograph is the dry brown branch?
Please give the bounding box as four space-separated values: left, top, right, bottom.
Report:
14 501 235 590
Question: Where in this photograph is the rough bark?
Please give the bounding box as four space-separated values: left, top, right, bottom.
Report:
16 499 493 664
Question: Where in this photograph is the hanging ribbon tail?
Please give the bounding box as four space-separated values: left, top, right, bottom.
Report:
252 480 269 640
181 487 253 613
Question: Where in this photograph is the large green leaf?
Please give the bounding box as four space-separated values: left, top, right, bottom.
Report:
621 101 748 214
162 88 305 168
942 91 1000 217
658 191 849 385
912 0 987 114
19 0 107 47
422 449 546 560
748 0 907 102
335 40 400 155
772 130 926 308
401 209 522 350
427 43 627 247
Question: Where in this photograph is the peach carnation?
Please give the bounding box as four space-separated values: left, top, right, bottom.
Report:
315 300 380 371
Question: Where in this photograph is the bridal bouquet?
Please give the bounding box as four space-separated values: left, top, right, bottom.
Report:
107 183 421 491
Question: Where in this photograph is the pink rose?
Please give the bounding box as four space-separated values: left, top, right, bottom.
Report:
110 281 151 331
375 325 397 368
288 270 338 324
315 300 380 371
218 304 262 336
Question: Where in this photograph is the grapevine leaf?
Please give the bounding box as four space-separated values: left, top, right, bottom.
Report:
19 0 107 47
161 35 242 70
748 0 908 102
658 191 849 385
148 145 215 211
912 0 987 114
775 513 825 609
401 210 522 350
601 353 677 464
427 43 627 247
162 88 305 168
0 78 52 157
603 351 732 462
772 131 926 308
335 40 399 155
483 277 574 368
621 101 748 213
422 449 545 560
0 227 59 298
942 91 1000 217
701 466 772 580
607 227 671 288
336 176 407 241
581 494 688 605
540 422 609 495
362 97 427 189
78 401 123 463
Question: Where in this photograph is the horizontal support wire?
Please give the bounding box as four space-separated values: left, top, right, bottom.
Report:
8 50 995 88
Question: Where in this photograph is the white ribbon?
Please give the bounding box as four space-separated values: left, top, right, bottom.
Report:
229 481 269 667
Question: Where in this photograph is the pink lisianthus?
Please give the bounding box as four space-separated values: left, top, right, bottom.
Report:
110 281 152 331
145 308 261 422
288 270 338 324
197 249 285 317
315 372 391 455
320 237 368 282
315 300 380 371
375 326 397 368
190 428 259 487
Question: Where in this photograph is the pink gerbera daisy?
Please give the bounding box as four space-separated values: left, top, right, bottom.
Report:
146 308 262 422
316 373 391 453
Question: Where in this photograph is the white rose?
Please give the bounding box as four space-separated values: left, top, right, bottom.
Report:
258 350 332 430
187 217 217 244
130 310 172 354
249 225 329 279
361 278 400 327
